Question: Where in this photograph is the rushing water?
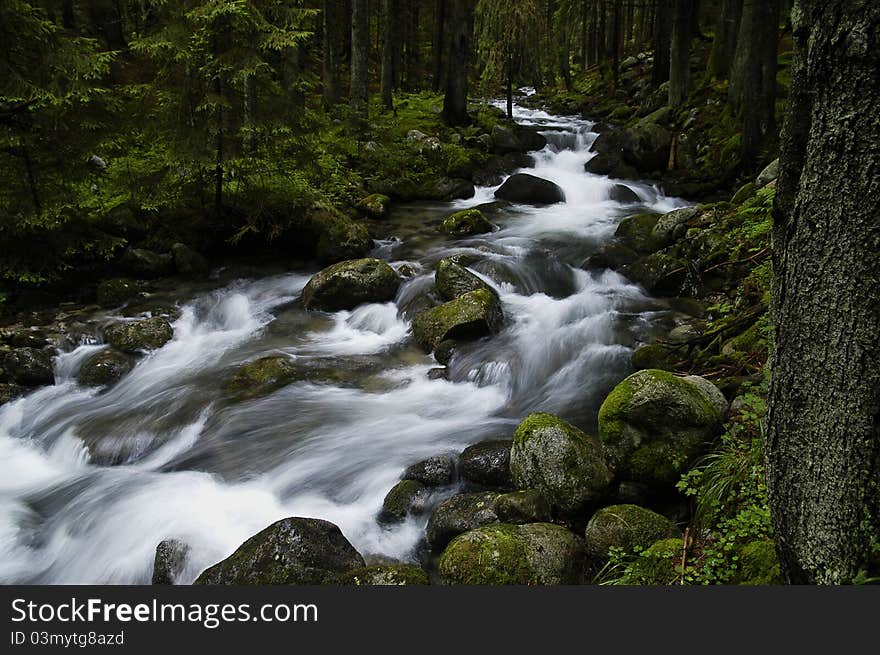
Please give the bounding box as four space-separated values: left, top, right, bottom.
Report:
0 104 688 584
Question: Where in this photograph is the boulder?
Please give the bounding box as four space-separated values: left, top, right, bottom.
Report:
380 480 431 522
731 182 756 205
631 344 679 371
495 174 565 205
78 348 134 387
96 278 144 307
614 537 682 584
355 193 391 219
615 213 661 253
438 523 584 585
620 252 688 295
586 242 640 270
584 504 680 559
411 288 503 352
434 258 492 300
440 209 494 237
3 348 54 386
171 243 209 276
152 539 191 585
120 248 174 279
491 125 547 154
458 439 514 489
194 517 365 585
301 259 400 312
224 356 297 401
624 120 672 172
650 206 700 248
433 339 458 366
493 490 552 524
311 209 373 264
403 455 456 487
427 367 448 380
755 159 780 189
421 177 475 201
598 369 727 486
426 492 500 549
510 413 612 516
104 317 173 353
609 184 641 204
338 564 429 586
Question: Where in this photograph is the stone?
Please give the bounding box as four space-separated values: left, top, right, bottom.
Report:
458 439 514 489
171 243 209 275
495 174 565 205
440 209 494 237
426 492 500 550
104 317 173 353
755 159 779 188
224 356 297 401
356 193 392 219
434 258 492 300
411 289 503 352
78 348 134 387
120 248 174 278
301 259 400 312
493 490 552 524
403 455 456 487
584 504 680 560
609 184 641 204
96 278 144 307
380 480 431 522
152 539 191 585
3 347 54 386
338 564 429 586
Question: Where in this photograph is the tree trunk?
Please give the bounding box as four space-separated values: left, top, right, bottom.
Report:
768 0 880 584
668 0 691 107
350 0 370 119
432 0 446 91
612 0 622 86
652 0 671 85
323 0 342 106
381 0 396 109
708 0 742 78
442 0 470 125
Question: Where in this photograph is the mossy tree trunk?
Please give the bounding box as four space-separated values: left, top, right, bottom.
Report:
768 0 880 584
668 0 691 107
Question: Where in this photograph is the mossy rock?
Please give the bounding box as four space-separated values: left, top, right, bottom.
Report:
586 242 640 270
493 490 552 524
620 252 688 296
411 288 503 352
311 209 373 264
631 344 679 371
438 523 584 585
78 348 134 387
224 356 298 401
650 207 700 249
584 504 680 560
426 492 500 550
356 193 391 219
614 213 661 253
434 258 492 301
459 439 514 489
731 182 756 205
96 278 144 308
171 242 209 275
194 517 365 585
301 258 400 312
3 347 54 386
379 479 431 523
338 564 429 586
598 370 727 486
434 339 458 365
721 324 762 355
402 455 456 487
104 317 173 354
441 209 494 237
0 383 25 406
732 539 783 585
618 537 683 585
510 412 613 516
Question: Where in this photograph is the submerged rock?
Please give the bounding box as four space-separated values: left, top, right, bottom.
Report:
510 413 612 516
434 258 492 300
598 369 727 486
411 288 503 352
495 173 565 205
338 564 429 586
458 439 514 489
438 523 584 585
584 504 680 560
3 347 54 386
440 209 494 237
224 356 297 401
152 539 191 585
403 455 456 487
194 517 365 585
104 317 173 353
380 479 432 522
301 258 400 312
78 348 134 387
426 492 500 550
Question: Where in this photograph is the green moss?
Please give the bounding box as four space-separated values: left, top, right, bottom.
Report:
439 524 534 585
733 540 782 585
411 288 502 352
104 317 173 353
631 344 678 371
355 193 391 218
585 504 680 559
612 538 683 585
615 213 661 253
224 356 298 401
440 209 494 237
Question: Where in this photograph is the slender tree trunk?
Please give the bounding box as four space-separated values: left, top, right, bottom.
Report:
381 0 396 109
768 0 880 585
432 0 446 91
612 0 622 85
350 0 370 119
668 0 692 107
652 0 671 85
322 0 342 106
708 0 742 78
442 0 470 125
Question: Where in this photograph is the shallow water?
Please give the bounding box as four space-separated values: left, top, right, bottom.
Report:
0 104 688 584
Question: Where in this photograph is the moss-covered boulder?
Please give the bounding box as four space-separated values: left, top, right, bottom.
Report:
104 317 173 353
617 537 682 585
379 479 431 523
402 455 456 487
615 213 661 253
411 288 503 352
356 193 391 219
732 539 783 585
434 258 492 301
458 439 514 489
426 492 500 550
96 278 144 307
440 209 494 237
152 539 191 585
510 413 612 516
194 517 365 585
3 347 54 386
78 348 134 387
584 504 680 560
650 206 700 249
731 182 756 205
620 251 688 295
438 523 584 585
338 564 429 586
310 208 373 264
631 344 679 371
224 356 298 401
598 370 727 486
493 490 552 524
171 242 209 276
301 258 400 312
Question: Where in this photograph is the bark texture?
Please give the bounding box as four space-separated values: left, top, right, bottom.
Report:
768 0 880 584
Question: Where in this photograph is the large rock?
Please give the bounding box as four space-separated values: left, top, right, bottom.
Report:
0 383 25 406
650 206 700 248
411 288 503 352
620 251 688 295
301 258 400 312
356 193 391 218
3 348 54 386
598 369 727 486
458 439 514 489
422 177 476 201
403 455 456 487
609 184 641 204
309 208 373 264
379 479 431 523
615 213 661 253
171 243 209 275
440 209 494 237
104 317 173 353
755 158 779 189
338 564 429 586
224 356 297 401
495 174 565 205
624 120 672 172
434 258 492 300
438 523 584 585
426 492 500 550
78 348 134 387
584 504 680 560
491 125 548 154
96 278 144 307
510 413 612 515
152 539 191 585
121 248 174 278
493 490 552 524
586 242 640 270
194 517 364 585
